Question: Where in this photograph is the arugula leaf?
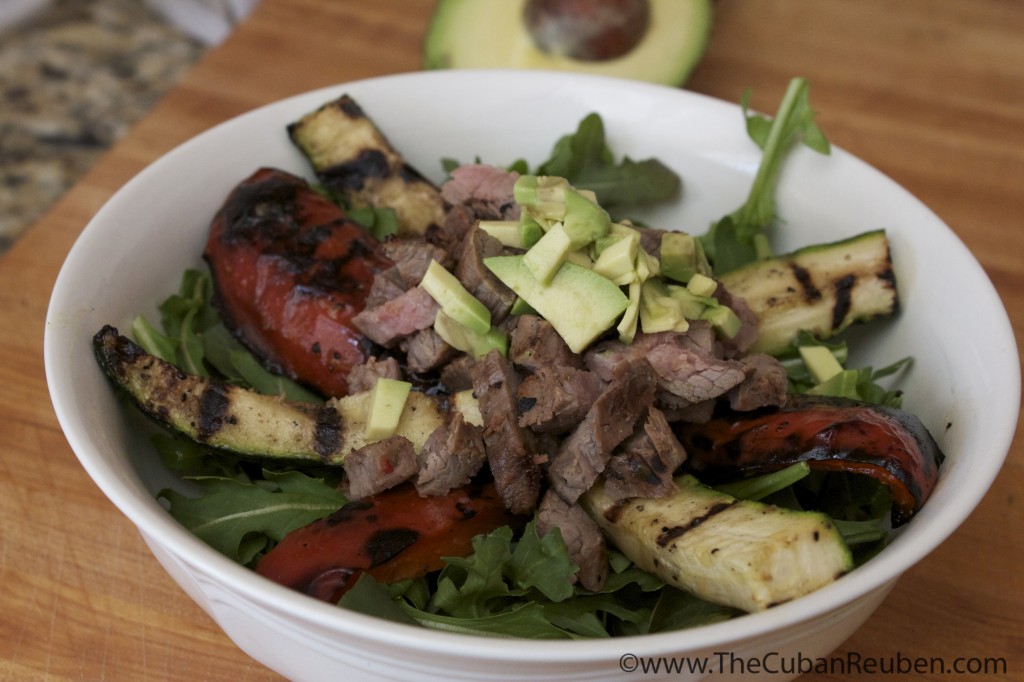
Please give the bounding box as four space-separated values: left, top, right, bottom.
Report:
159 470 347 564
134 269 322 404
714 462 811 501
535 113 681 212
703 77 831 273
781 331 910 407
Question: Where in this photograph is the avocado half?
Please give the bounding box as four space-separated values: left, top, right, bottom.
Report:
423 0 712 88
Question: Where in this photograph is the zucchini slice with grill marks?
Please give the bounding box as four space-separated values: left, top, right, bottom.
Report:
581 474 853 612
92 326 446 466
720 229 898 355
288 95 446 237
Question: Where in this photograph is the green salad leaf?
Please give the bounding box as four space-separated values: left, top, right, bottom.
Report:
159 470 347 565
703 77 831 273
535 113 682 212
132 269 321 404
338 521 732 639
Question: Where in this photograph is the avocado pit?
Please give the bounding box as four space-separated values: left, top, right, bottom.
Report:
524 0 651 61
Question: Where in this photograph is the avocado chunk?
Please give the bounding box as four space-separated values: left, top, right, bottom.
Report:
364 378 412 442
484 255 629 353
419 260 491 335
433 310 509 359
799 345 844 384
660 231 711 284
424 0 713 88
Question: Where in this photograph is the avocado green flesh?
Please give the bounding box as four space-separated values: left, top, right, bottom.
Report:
484 255 628 353
424 0 713 87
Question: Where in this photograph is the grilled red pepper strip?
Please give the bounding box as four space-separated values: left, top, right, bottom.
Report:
256 481 522 602
204 167 392 398
674 395 944 526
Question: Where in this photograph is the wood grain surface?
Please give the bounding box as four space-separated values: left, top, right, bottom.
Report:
1 0 1021 679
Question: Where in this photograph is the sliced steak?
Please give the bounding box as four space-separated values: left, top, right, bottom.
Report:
586 328 746 405
509 314 583 371
415 413 487 496
536 490 608 592
727 353 789 411
402 328 457 374
440 163 521 220
428 204 477 255
713 284 759 358
547 358 657 503
342 435 418 499
456 227 516 322
351 286 439 347
517 365 605 434
365 266 407 307
603 407 687 501
440 354 476 392
471 349 543 514
380 237 450 288
644 342 747 403
346 356 402 393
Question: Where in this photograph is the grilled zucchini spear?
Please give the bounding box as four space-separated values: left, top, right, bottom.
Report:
581 474 853 612
288 95 447 237
720 229 898 355
93 326 447 466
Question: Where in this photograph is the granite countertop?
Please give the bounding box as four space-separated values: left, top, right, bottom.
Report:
0 0 205 253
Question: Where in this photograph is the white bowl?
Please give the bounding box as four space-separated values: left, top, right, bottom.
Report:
45 71 1019 681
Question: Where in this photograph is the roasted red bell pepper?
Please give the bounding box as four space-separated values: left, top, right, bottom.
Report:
674 395 944 526
204 167 392 398
256 481 521 602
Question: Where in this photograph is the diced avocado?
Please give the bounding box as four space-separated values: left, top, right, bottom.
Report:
514 175 569 221
666 283 710 320
700 302 743 339
364 378 412 442
509 296 538 316
616 281 642 344
522 222 573 284
562 188 611 247
593 230 640 284
423 0 713 88
419 260 491 335
799 345 844 384
484 255 629 353
806 369 862 398
580 474 853 612
718 230 899 355
478 220 523 248
433 309 509 359
686 272 718 297
519 215 545 248
661 231 711 283
639 279 689 334
521 183 611 283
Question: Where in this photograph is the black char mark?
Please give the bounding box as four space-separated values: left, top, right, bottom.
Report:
656 501 735 547
197 382 231 442
831 274 856 330
790 262 821 302
313 405 344 459
320 149 390 193
365 528 419 567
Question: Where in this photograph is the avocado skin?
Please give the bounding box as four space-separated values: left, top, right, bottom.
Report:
423 0 713 88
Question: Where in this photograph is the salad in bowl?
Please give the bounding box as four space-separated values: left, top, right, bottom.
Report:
46 70 1017 681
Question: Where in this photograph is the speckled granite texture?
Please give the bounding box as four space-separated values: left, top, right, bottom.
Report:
0 0 205 253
